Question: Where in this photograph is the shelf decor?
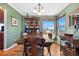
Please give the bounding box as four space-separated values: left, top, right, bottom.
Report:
11 16 18 26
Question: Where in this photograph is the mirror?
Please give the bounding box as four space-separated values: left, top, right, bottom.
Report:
69 8 79 39
69 8 79 28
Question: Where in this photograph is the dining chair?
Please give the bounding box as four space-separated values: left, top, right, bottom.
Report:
23 35 45 56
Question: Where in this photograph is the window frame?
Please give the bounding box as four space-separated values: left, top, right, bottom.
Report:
58 16 66 34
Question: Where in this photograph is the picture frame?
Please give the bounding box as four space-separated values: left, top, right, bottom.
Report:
11 16 19 26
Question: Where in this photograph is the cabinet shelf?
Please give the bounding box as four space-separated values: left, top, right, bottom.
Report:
24 16 40 35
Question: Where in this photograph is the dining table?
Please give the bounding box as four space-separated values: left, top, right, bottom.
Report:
15 35 53 56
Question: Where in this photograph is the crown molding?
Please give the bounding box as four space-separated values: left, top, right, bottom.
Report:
8 3 23 16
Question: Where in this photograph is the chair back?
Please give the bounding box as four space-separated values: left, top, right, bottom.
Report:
24 35 42 56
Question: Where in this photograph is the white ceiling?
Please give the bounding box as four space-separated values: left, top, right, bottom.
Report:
9 3 69 16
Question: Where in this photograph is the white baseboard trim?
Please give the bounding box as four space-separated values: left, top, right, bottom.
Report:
4 43 17 51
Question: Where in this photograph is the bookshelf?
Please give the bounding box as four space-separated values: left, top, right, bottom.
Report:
24 16 40 35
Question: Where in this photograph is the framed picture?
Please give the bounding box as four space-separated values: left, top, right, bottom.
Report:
11 16 18 26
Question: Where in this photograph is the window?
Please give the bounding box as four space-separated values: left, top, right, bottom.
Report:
58 16 66 33
42 20 54 32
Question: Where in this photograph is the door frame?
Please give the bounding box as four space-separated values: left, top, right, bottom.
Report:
4 9 7 50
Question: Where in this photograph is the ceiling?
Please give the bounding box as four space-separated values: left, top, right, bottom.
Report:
9 3 69 16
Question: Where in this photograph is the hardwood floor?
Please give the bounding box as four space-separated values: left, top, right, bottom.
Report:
44 43 61 56
0 45 23 56
0 43 63 56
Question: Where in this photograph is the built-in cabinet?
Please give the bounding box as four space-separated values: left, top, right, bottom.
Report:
0 8 4 50
0 9 4 23
24 16 40 35
0 32 4 49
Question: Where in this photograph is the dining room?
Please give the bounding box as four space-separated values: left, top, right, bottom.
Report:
0 3 79 56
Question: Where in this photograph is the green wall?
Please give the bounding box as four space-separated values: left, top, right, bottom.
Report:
0 3 24 48
57 3 79 32
1 3 77 48
58 3 79 16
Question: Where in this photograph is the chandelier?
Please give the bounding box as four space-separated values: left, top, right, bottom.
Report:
33 3 44 15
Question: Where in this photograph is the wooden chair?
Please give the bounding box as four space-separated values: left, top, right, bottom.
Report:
37 38 52 56
23 35 45 56
37 38 45 56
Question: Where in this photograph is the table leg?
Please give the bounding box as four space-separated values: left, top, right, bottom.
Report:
47 46 51 56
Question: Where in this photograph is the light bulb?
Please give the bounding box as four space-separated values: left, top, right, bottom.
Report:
38 12 42 15
41 9 44 12
33 9 37 13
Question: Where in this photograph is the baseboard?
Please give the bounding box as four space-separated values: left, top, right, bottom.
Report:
4 43 17 51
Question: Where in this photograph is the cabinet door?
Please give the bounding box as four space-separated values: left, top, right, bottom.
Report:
0 33 4 50
0 9 4 23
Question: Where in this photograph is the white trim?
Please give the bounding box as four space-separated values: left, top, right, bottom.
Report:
4 9 7 49
8 3 23 16
57 35 60 44
4 44 17 50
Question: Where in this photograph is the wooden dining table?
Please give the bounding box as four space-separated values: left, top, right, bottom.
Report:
15 35 53 56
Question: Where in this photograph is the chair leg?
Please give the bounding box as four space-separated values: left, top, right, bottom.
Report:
23 52 24 56
23 49 27 56
41 46 44 56
23 46 28 56
23 50 25 56
23 45 25 56
47 46 51 56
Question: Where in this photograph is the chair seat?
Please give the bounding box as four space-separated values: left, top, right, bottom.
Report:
43 42 52 47
38 42 52 47
25 45 42 56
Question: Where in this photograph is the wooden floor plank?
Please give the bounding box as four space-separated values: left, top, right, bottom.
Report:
0 43 63 56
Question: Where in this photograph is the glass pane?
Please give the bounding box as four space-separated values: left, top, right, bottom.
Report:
42 20 54 32
59 16 66 25
59 26 65 32
58 16 66 32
